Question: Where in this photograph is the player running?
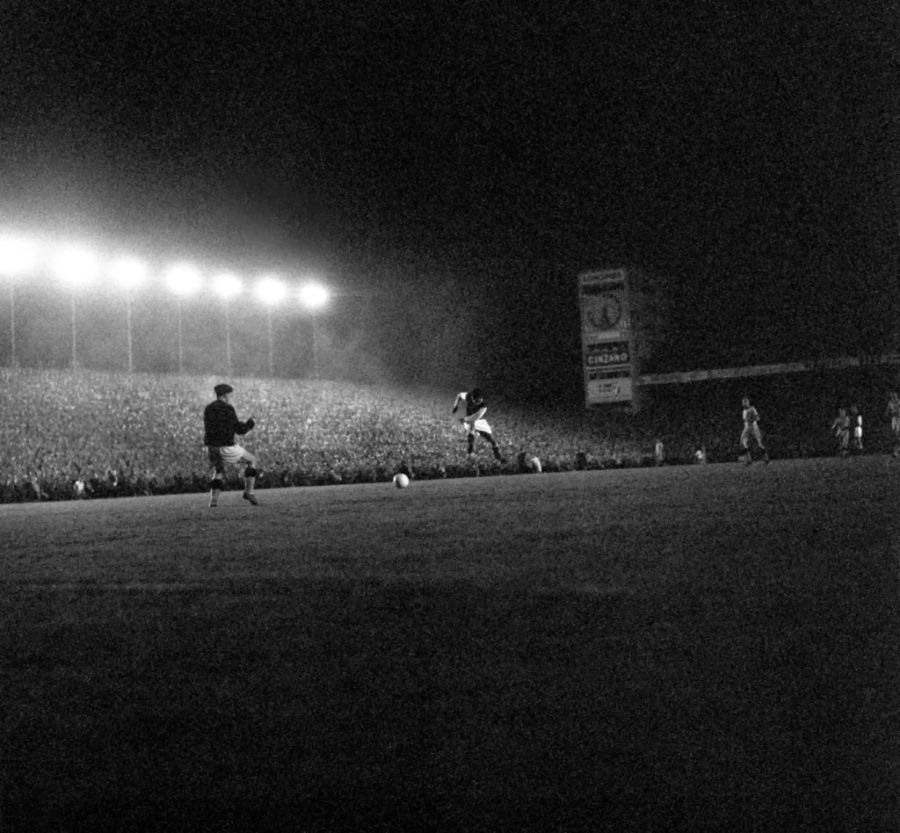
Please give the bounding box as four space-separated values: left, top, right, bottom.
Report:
452 388 505 462
739 397 769 464
886 392 900 456
203 383 262 506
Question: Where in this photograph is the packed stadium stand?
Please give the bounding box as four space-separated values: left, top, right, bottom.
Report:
3 366 897 502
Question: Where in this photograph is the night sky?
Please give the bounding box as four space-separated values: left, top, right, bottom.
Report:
1 2 897 390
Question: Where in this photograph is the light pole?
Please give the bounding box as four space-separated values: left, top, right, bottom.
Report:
255 275 287 377
212 272 243 377
50 244 100 369
163 262 202 374
299 280 330 380
109 255 148 373
0 233 38 367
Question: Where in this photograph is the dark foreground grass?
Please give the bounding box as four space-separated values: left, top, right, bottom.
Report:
2 460 900 832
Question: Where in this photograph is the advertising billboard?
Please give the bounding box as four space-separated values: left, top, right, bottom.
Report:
579 268 633 406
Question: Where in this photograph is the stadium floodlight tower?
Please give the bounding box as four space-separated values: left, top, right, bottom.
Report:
298 280 330 380
212 271 243 377
0 232 39 367
50 243 100 369
108 255 148 373
254 275 287 377
163 262 202 374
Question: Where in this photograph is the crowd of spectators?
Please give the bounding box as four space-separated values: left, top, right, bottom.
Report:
1 366 897 502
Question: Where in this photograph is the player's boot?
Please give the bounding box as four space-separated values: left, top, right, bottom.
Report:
242 491 259 506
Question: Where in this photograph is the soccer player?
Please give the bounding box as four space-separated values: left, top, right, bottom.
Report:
886 392 900 456
739 397 769 464
203 383 261 506
831 407 850 457
849 405 863 453
452 388 505 462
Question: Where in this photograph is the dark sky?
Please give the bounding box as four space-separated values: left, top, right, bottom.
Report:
1 1 897 372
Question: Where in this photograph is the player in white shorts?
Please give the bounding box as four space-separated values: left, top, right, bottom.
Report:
452 388 505 462
740 397 769 464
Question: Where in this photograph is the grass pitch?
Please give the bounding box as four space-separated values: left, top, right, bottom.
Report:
2 458 899 832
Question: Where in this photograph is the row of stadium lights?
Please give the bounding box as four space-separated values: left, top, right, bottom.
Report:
0 232 331 376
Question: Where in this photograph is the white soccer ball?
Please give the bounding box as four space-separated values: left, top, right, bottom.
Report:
393 473 410 489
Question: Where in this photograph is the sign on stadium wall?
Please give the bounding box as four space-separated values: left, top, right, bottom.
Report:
579 268 634 406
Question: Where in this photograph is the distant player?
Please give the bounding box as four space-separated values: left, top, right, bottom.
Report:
203 383 261 507
452 388 505 462
831 407 850 457
849 405 863 453
886 392 900 456
739 397 769 464
654 438 665 466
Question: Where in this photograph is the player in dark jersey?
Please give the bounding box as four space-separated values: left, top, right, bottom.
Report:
831 407 850 457
452 388 505 462
203 383 261 506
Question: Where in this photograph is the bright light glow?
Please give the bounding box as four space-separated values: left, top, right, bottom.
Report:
164 262 202 297
0 233 39 276
212 272 243 301
50 244 100 287
299 281 330 310
255 275 287 306
108 255 148 290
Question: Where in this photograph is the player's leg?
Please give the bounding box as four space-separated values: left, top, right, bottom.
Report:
739 426 752 463
754 424 769 463
240 450 261 505
466 427 476 455
477 429 505 462
207 447 225 507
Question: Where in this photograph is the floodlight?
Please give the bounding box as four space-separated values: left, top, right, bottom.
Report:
109 255 148 290
212 272 243 301
164 262 202 296
299 281 329 310
0 233 39 276
51 244 100 287
255 275 287 305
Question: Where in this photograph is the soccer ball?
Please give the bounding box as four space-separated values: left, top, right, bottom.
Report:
393 473 410 489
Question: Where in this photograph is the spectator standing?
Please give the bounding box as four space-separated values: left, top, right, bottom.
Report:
203 383 261 506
